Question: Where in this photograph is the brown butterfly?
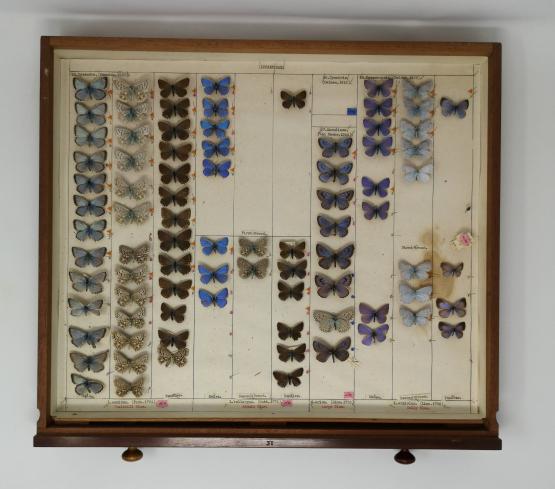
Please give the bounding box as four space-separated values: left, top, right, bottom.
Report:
160 98 190 118
279 240 306 259
160 302 187 323
114 376 144 397
119 243 150 264
273 368 304 388
159 142 192 161
440 261 464 278
159 163 190 185
158 77 189 98
158 344 188 367
158 229 192 251
161 207 191 228
159 186 189 206
158 119 191 141
158 253 192 275
277 322 304 341
313 337 351 363
277 281 304 301
158 329 189 349
277 343 306 363
277 259 307 280
159 277 192 299
280 90 307 109
114 351 148 374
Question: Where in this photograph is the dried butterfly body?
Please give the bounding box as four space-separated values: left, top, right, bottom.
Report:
71 373 104 397
115 307 146 329
312 337 351 363
112 329 146 352
237 257 269 279
114 351 149 374
114 375 145 397
273 368 304 388
114 175 148 201
113 78 150 103
119 243 150 264
440 261 464 278
279 240 306 259
115 100 150 123
158 344 189 367
277 343 306 363
113 201 151 225
69 350 108 373
280 89 307 109
312 308 354 333
115 285 148 307
276 322 304 341
238 237 267 257
158 77 190 98
157 329 189 367
116 264 148 285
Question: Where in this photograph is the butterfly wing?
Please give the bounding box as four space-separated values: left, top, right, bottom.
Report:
414 286 432 303
312 339 333 362
314 274 334 298
399 284 416 304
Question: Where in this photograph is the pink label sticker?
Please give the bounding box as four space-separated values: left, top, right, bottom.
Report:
344 391 354 399
156 399 168 408
281 400 293 407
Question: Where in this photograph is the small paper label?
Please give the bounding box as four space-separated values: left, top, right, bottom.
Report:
451 231 473 250
344 391 354 400
155 400 168 408
280 399 293 407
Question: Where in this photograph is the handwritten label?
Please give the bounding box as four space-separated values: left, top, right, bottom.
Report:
322 74 353 85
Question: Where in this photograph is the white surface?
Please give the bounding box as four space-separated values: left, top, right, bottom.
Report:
0 1 554 487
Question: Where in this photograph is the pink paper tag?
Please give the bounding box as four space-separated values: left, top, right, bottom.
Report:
344 391 354 399
155 399 168 408
281 400 293 407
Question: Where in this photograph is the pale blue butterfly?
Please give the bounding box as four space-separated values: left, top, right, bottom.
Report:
399 283 432 304
74 125 107 148
399 305 432 327
403 162 433 183
399 260 432 280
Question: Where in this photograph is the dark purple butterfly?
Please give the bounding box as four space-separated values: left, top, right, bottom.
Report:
312 336 351 362
363 118 392 136
436 298 467 318
357 323 389 346
362 201 389 220
363 136 393 157
440 262 464 278
314 273 353 299
361 176 390 197
318 137 352 158
359 303 389 324
316 243 355 270
440 97 469 119
364 78 393 97
317 215 351 238
438 321 466 339
364 98 393 117
316 189 354 211
316 160 353 185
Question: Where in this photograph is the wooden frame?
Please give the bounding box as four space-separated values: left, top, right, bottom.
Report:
35 37 501 461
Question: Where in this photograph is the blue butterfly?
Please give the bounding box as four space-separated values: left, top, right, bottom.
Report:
198 264 229 284
74 173 106 194
202 138 230 157
318 137 352 158
315 243 355 270
75 102 107 126
73 77 107 101
73 195 107 217
74 151 106 173
200 237 229 255
399 119 433 140
200 118 230 138
399 283 432 304
403 97 434 119
68 298 103 316
316 160 353 185
440 97 469 118
198 288 228 308
74 219 106 241
74 125 107 148
362 201 389 220
68 326 107 348
317 215 352 238
361 177 390 197
362 136 393 157
201 76 232 95
72 246 107 268
203 98 229 118
402 79 433 100
401 138 432 158
202 159 231 178
400 305 431 327
316 189 354 211
363 118 392 136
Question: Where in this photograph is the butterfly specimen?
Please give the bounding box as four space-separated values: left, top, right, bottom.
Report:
279 240 306 259
202 98 229 118
158 119 190 141
316 160 353 185
314 273 353 299
197 263 229 285
440 97 469 118
161 208 191 228
402 79 433 99
158 253 192 275
363 117 392 136
158 77 189 98
202 138 231 158
312 308 354 333
68 298 103 316
237 257 269 279
357 324 389 346
277 322 304 341
74 219 106 241
114 125 151 146
113 78 149 102
200 118 230 138
399 260 432 281
316 188 354 211
160 98 190 118
364 78 394 97
436 297 467 318
403 98 434 119
400 305 432 327
114 376 144 397
280 90 307 109
75 125 107 147
399 118 433 140
116 265 147 285
75 102 107 126
277 281 304 301
112 329 146 351
361 176 390 198
115 285 148 307
401 139 432 159
69 270 106 294
71 373 104 396
74 173 106 194
73 77 108 101
114 351 149 374
403 162 433 183
160 303 187 323
159 186 189 206
277 343 306 362
364 98 393 117
438 321 466 339
200 237 228 255
159 277 192 299
440 262 464 278
159 142 192 161
159 163 190 185
158 344 189 367
115 307 146 329
317 215 351 237
74 150 106 173
238 237 267 257
399 283 433 304
201 76 232 95
113 202 151 225
203 159 231 177
72 246 107 268
116 100 150 122
362 136 393 157
68 327 107 348
316 243 354 270
359 303 389 324
70 350 108 373
73 195 107 217
158 329 189 349
277 260 307 280
362 201 389 221
313 337 351 362
318 137 352 158
273 368 304 387
114 149 146 172
198 288 229 308
158 229 192 252
119 243 150 264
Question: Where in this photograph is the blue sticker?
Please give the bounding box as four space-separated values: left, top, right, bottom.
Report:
347 107 357 116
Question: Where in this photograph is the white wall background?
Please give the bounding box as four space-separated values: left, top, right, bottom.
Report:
0 1 554 487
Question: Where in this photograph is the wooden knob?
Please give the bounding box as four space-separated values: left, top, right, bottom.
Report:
122 447 143 462
394 449 415 465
